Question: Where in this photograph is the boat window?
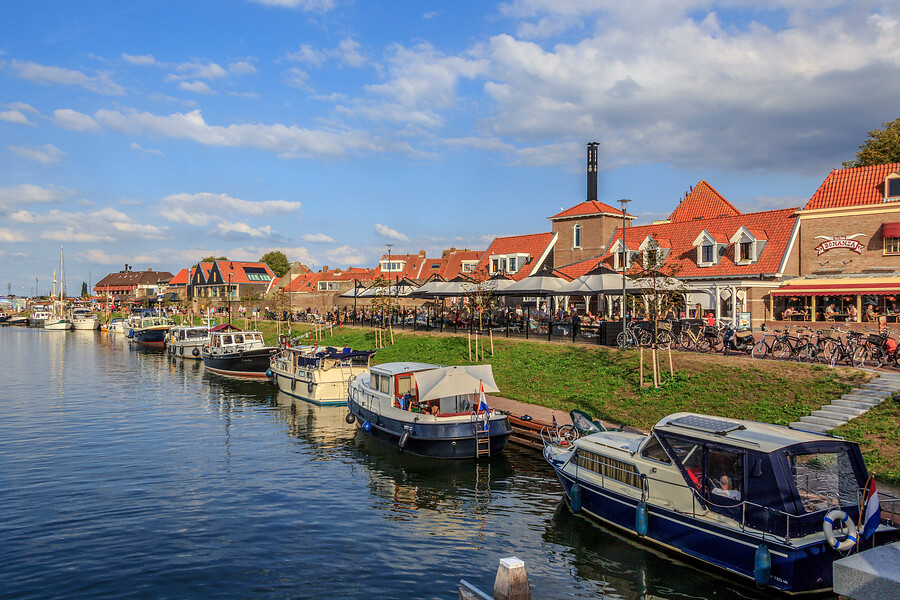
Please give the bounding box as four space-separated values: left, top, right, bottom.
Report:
223 335 232 344
708 447 743 501
370 374 380 391
667 438 703 488
234 334 244 343
575 449 642 489
379 375 391 395
396 376 414 397
640 435 671 464
790 451 857 513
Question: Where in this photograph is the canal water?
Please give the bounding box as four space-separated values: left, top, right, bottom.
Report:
1 327 781 599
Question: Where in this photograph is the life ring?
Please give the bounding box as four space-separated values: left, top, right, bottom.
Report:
307 381 314 394
823 510 857 551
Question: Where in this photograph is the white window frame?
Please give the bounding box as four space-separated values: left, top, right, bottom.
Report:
573 224 582 249
886 173 900 201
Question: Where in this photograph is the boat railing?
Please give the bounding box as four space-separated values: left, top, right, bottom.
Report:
540 424 579 447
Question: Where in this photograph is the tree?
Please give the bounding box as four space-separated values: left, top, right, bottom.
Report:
81 282 88 297
259 250 290 278
843 118 900 168
199 256 228 263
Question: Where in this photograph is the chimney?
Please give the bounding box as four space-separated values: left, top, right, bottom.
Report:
586 142 599 202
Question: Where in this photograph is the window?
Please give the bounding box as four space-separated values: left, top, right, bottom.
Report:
379 375 391 394
790 451 857 513
702 244 714 263
887 177 900 199
380 261 404 272
508 257 517 272
886 237 900 255
575 449 642 489
318 281 340 291
739 241 752 262
641 435 672 463
573 224 582 248
499 258 507 272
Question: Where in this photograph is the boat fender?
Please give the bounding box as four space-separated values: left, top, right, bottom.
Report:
399 429 411 451
570 482 582 513
308 381 314 394
361 420 372 433
291 378 296 391
345 412 356 424
179 346 184 356
192 348 200 357
823 510 857 551
635 501 648 537
753 544 771 588
272 374 278 387
265 368 273 379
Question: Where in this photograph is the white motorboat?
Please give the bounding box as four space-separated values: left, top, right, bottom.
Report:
167 325 210 359
269 344 375 405
71 308 100 330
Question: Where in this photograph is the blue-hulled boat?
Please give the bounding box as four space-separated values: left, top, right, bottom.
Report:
542 412 899 594
347 362 512 459
201 325 276 378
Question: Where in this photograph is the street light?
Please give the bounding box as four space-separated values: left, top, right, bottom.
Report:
618 198 630 346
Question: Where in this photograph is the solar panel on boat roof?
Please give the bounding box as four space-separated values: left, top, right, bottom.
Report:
668 415 744 435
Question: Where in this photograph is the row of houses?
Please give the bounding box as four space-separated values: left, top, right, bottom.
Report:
94 148 900 328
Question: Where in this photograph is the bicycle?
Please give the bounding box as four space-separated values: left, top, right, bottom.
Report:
676 322 711 352
751 325 776 359
617 321 648 348
823 328 863 367
853 328 890 368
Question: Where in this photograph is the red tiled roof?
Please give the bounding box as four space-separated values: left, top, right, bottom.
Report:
601 207 798 278
168 268 190 286
549 200 627 220
667 180 741 222
437 250 484 279
556 256 607 279
212 260 275 285
804 163 900 210
374 253 426 280
475 232 556 280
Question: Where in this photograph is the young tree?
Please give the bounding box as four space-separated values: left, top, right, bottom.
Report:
81 282 88 297
627 236 687 345
199 256 228 263
259 250 290 278
843 118 900 168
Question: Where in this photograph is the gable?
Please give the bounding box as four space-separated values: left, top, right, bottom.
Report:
667 180 741 222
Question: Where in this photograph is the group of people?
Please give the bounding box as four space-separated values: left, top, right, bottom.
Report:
397 393 440 416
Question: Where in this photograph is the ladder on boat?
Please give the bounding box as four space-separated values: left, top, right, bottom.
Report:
474 424 491 458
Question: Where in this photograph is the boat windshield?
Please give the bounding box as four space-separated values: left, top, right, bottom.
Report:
789 451 857 514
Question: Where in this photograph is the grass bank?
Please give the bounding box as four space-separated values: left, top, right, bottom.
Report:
174 319 897 483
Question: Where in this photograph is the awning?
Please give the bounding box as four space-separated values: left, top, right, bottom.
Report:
883 222 900 237
772 277 900 296
413 365 499 402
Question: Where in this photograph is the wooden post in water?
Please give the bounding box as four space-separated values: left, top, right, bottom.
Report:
493 557 531 600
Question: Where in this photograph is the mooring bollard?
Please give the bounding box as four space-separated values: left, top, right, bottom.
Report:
494 557 531 600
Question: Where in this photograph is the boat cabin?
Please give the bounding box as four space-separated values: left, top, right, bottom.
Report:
643 414 870 537
366 363 498 417
207 330 266 354
172 326 210 341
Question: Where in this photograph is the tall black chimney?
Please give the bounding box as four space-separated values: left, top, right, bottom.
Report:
586 142 599 202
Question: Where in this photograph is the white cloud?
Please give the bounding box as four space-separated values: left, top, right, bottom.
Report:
53 108 100 131
91 207 170 239
0 110 29 124
374 223 409 242
283 67 311 90
0 184 73 206
228 60 256 76
338 38 366 68
7 102 39 114
0 228 27 242
8 60 125 95
286 44 326 66
122 53 158 66
214 221 275 239
170 60 228 81
302 233 335 243
41 227 116 243
130 142 163 156
9 144 67 164
159 192 302 223
324 245 367 265
248 0 337 10
178 80 215 94
94 107 396 157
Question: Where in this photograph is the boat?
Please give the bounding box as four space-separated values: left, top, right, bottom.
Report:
346 362 513 459
29 309 52 327
9 314 29 326
269 344 375 405
167 325 211 359
201 325 277 378
103 317 126 333
131 315 173 346
44 250 72 331
71 307 100 330
542 412 900 594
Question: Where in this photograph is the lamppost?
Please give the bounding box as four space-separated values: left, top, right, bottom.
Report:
618 198 630 346
228 272 232 324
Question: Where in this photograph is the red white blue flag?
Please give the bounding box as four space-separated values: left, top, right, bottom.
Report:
861 476 881 540
478 381 489 432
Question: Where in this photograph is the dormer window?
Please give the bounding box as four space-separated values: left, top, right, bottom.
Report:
739 241 752 261
702 243 714 263
573 224 582 249
692 230 722 267
886 173 900 200
489 253 528 275
729 226 766 265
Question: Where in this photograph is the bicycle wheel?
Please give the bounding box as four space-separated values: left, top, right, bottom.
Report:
616 331 635 348
771 340 793 360
694 335 711 353
656 330 673 350
821 340 840 364
751 340 770 359
854 346 884 369
676 330 693 351
796 342 816 363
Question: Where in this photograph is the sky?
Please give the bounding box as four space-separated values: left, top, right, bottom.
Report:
2 0 899 296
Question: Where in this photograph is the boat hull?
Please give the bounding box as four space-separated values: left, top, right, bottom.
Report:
168 341 206 360
44 319 71 330
133 328 168 346
202 348 274 378
73 318 100 330
545 455 894 594
272 371 347 405
348 394 511 459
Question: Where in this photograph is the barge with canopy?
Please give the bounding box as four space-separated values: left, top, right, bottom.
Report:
269 344 374 405
543 412 899 594
347 362 512 459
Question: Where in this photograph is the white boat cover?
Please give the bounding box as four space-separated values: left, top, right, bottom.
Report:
413 365 499 402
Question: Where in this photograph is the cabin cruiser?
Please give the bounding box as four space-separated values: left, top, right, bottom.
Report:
102 317 125 333
346 362 512 459
201 325 277 378
269 344 375 405
9 314 29 326
543 412 899 594
30 309 52 327
167 325 210 359
71 307 100 330
131 315 173 346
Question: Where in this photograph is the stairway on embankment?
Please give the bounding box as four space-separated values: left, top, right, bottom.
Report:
790 371 900 434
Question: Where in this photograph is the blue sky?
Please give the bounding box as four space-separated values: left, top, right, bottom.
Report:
2 0 899 295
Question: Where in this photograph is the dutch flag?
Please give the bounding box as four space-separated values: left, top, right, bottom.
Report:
861 476 881 540
478 381 489 432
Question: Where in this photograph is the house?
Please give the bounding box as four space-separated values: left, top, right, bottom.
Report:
190 260 276 302
475 232 557 281
94 265 175 302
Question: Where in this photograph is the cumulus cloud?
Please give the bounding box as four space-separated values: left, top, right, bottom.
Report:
0 228 27 242
122 53 158 66
286 44 326 66
228 60 257 76
283 67 311 90
302 233 335 243
0 110 30 124
178 80 215 94
0 184 73 206
6 206 169 241
9 144 67 164
214 221 276 240
159 192 302 224
130 142 163 156
249 0 337 10
41 227 116 243
7 102 39 114
325 245 367 265
374 223 409 242
53 108 100 131
8 60 125 95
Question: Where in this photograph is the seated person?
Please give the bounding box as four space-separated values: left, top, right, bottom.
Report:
398 393 411 410
429 403 440 416
848 305 858 319
824 303 836 318
711 475 741 500
782 307 793 320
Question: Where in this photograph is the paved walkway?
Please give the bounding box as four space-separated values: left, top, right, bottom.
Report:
484 393 573 426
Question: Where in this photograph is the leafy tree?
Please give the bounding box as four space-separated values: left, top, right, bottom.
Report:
843 118 900 168
259 250 290 278
81 282 88 297
199 256 228 263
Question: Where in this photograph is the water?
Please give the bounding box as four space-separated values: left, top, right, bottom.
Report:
0 327 778 599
